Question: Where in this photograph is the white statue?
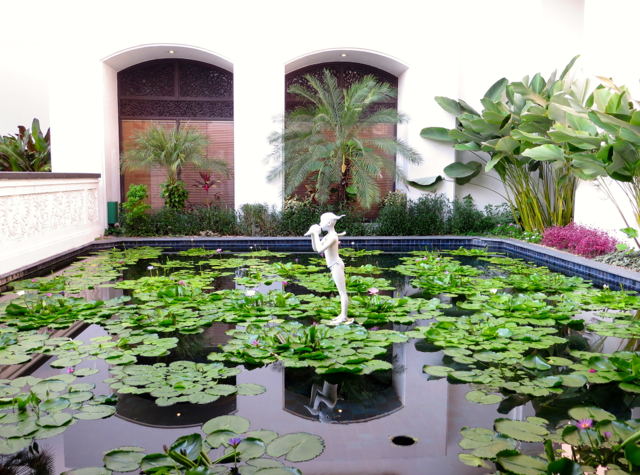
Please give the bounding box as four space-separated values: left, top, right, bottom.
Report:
304 212 352 325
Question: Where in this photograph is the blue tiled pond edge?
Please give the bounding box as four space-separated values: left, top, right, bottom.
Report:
2 236 638 292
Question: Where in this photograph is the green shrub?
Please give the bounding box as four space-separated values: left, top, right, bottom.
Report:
278 198 321 236
160 180 189 210
407 193 452 235
375 191 411 236
121 184 152 236
237 203 281 236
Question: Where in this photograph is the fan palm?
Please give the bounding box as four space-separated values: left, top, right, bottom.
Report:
267 69 423 210
121 123 230 184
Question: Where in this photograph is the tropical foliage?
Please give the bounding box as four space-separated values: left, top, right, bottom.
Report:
420 56 589 232
267 69 423 210
0 119 51 172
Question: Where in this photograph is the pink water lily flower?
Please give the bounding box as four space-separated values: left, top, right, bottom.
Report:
179 280 185 285
576 418 593 430
368 287 379 295
46 293 52 297
282 281 288 286
217 249 222 253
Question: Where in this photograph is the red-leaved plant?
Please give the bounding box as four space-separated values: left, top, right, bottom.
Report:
193 171 221 208
541 223 620 258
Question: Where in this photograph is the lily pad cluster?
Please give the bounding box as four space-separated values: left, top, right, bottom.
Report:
210 321 404 374
63 414 325 475
0 373 116 455
105 361 265 406
458 408 640 475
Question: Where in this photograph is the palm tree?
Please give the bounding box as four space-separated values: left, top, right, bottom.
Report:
267 69 423 210
121 123 230 207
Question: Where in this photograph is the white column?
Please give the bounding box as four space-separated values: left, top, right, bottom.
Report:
102 63 121 204
233 60 283 209
49 56 107 230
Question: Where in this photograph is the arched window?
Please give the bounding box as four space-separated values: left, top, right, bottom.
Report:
118 59 234 208
284 62 398 216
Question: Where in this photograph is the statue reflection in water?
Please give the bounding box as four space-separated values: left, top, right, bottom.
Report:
304 381 341 424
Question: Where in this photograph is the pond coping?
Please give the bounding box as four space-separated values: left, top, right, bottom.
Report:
1 236 638 292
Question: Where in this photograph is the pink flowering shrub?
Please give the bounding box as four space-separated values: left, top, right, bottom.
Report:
541 223 620 258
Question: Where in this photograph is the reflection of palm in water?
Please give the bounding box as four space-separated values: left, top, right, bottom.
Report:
304 382 340 424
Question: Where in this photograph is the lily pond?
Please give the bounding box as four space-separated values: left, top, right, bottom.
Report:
2 245 640 475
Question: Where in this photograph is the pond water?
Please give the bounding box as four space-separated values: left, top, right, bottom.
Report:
1 247 640 475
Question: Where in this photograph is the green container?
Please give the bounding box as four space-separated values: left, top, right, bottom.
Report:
107 202 119 225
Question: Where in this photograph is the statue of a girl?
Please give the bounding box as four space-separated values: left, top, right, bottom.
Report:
304 212 352 325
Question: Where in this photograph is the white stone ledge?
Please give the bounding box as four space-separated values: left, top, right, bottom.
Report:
0 177 103 274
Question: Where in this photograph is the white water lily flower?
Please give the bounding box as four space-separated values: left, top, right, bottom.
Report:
147 266 154 270
489 289 498 294
245 290 256 297
16 291 25 296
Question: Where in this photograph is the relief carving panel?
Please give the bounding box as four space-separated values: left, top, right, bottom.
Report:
119 63 175 97
0 188 99 245
119 99 233 119
179 63 233 97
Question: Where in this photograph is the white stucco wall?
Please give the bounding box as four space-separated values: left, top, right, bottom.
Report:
2 0 640 272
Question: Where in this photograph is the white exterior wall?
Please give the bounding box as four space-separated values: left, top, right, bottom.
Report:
3 0 640 271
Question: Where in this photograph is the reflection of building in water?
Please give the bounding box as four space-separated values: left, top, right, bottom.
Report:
116 392 237 428
284 342 407 423
114 322 237 428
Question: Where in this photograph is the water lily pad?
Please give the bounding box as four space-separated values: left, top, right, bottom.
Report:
246 430 278 444
247 458 284 468
140 454 173 472
34 425 68 439
226 437 266 460
61 468 111 475
40 397 71 412
38 412 73 427
423 365 454 377
51 357 84 368
545 357 572 366
74 368 99 377
0 437 31 455
522 355 551 371
103 449 145 472
620 382 640 394
465 391 502 405
568 406 615 422
470 436 517 459
62 391 94 404
494 419 548 442
266 433 324 462
203 415 251 435
205 384 237 396
459 454 489 468
251 469 301 475
561 374 587 388
206 430 238 448
236 383 266 396
496 453 547 475
74 405 116 420
170 434 202 460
